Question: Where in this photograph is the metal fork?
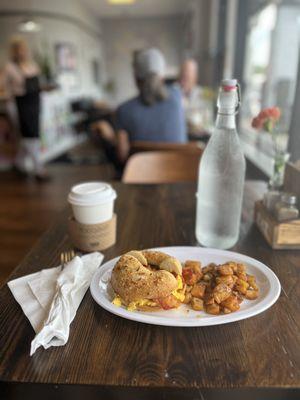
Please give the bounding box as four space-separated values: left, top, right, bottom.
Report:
60 250 76 270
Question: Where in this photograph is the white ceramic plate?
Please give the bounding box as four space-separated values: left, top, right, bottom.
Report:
90 246 281 327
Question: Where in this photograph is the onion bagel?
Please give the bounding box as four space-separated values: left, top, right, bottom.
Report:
111 250 185 311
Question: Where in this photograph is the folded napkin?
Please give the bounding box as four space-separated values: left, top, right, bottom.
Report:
8 252 103 355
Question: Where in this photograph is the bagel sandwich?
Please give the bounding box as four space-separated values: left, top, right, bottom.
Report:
111 250 185 311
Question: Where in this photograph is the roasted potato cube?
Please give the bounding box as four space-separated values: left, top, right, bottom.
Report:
184 260 202 273
232 290 244 303
191 282 206 299
221 295 240 312
206 303 220 315
222 307 232 314
191 297 204 311
216 275 234 287
245 289 259 300
202 263 217 274
213 283 231 304
204 293 215 305
182 261 203 285
235 278 249 295
247 275 258 290
183 292 192 304
236 272 248 281
228 262 238 273
217 264 234 276
236 263 246 274
203 273 213 282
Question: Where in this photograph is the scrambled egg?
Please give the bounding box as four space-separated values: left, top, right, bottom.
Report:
112 296 157 311
127 299 158 311
112 275 185 311
171 275 185 302
112 296 122 306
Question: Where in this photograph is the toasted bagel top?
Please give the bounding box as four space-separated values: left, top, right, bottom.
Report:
111 252 179 304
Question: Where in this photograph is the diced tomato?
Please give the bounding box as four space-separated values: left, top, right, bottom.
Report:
157 295 180 310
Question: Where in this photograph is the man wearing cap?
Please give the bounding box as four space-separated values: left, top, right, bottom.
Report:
115 48 186 162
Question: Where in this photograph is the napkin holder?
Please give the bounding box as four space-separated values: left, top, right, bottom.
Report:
68 214 116 252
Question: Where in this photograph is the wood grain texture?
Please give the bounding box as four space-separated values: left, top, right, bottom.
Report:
0 181 300 396
0 164 115 285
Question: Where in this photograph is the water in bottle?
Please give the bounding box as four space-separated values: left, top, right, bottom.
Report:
195 79 246 249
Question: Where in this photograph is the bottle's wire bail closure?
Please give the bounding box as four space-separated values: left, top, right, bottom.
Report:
235 82 241 115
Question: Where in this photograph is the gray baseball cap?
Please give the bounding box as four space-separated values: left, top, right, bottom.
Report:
134 48 166 79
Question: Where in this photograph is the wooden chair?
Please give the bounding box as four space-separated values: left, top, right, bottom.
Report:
122 151 201 183
130 140 203 156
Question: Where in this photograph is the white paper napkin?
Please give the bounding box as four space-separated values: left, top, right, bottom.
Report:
7 252 103 355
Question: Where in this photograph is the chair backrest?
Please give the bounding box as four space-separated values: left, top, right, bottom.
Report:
122 151 201 184
130 140 203 156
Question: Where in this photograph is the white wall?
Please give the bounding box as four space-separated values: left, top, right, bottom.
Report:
0 0 104 99
101 16 184 104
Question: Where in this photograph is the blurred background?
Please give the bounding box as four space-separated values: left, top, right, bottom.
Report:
1 0 299 171
0 0 300 282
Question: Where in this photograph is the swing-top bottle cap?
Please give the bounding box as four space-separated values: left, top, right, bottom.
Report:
217 78 240 113
221 79 237 91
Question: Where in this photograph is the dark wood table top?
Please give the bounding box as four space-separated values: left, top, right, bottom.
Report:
1 181 300 399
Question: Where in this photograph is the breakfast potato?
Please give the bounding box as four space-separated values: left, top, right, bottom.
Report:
203 272 213 282
183 292 192 304
247 275 258 290
222 307 232 314
236 263 246 274
191 297 204 311
191 282 206 299
204 292 215 306
216 275 234 287
221 294 240 312
183 261 203 285
217 264 234 276
202 263 217 274
245 289 259 300
232 290 244 304
206 303 220 315
235 278 249 295
213 283 231 304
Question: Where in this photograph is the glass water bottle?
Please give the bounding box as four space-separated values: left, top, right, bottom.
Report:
195 79 246 249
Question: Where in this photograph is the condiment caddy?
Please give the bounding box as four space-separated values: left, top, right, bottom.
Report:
254 161 300 249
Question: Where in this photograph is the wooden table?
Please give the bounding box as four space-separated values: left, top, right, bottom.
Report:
1 182 300 400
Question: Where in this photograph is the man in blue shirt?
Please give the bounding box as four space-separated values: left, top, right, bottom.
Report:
116 48 187 162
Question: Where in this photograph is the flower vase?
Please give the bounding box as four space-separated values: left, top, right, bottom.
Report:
269 149 290 190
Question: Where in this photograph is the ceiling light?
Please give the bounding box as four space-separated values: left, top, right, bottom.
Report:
18 19 41 33
108 0 136 5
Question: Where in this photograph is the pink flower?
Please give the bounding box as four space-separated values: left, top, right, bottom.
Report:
251 107 281 133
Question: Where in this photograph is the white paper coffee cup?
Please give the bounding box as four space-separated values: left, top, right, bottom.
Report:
68 182 117 225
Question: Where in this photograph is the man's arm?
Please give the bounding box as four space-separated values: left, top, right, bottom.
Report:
116 130 130 163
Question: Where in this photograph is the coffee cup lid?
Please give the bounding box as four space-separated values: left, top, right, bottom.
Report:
68 182 117 206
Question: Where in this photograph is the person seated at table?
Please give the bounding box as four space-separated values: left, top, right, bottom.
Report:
178 58 206 134
115 48 186 162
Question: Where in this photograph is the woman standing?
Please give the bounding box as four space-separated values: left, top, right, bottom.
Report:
4 36 47 179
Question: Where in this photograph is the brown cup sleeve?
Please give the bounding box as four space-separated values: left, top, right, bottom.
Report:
68 214 117 252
